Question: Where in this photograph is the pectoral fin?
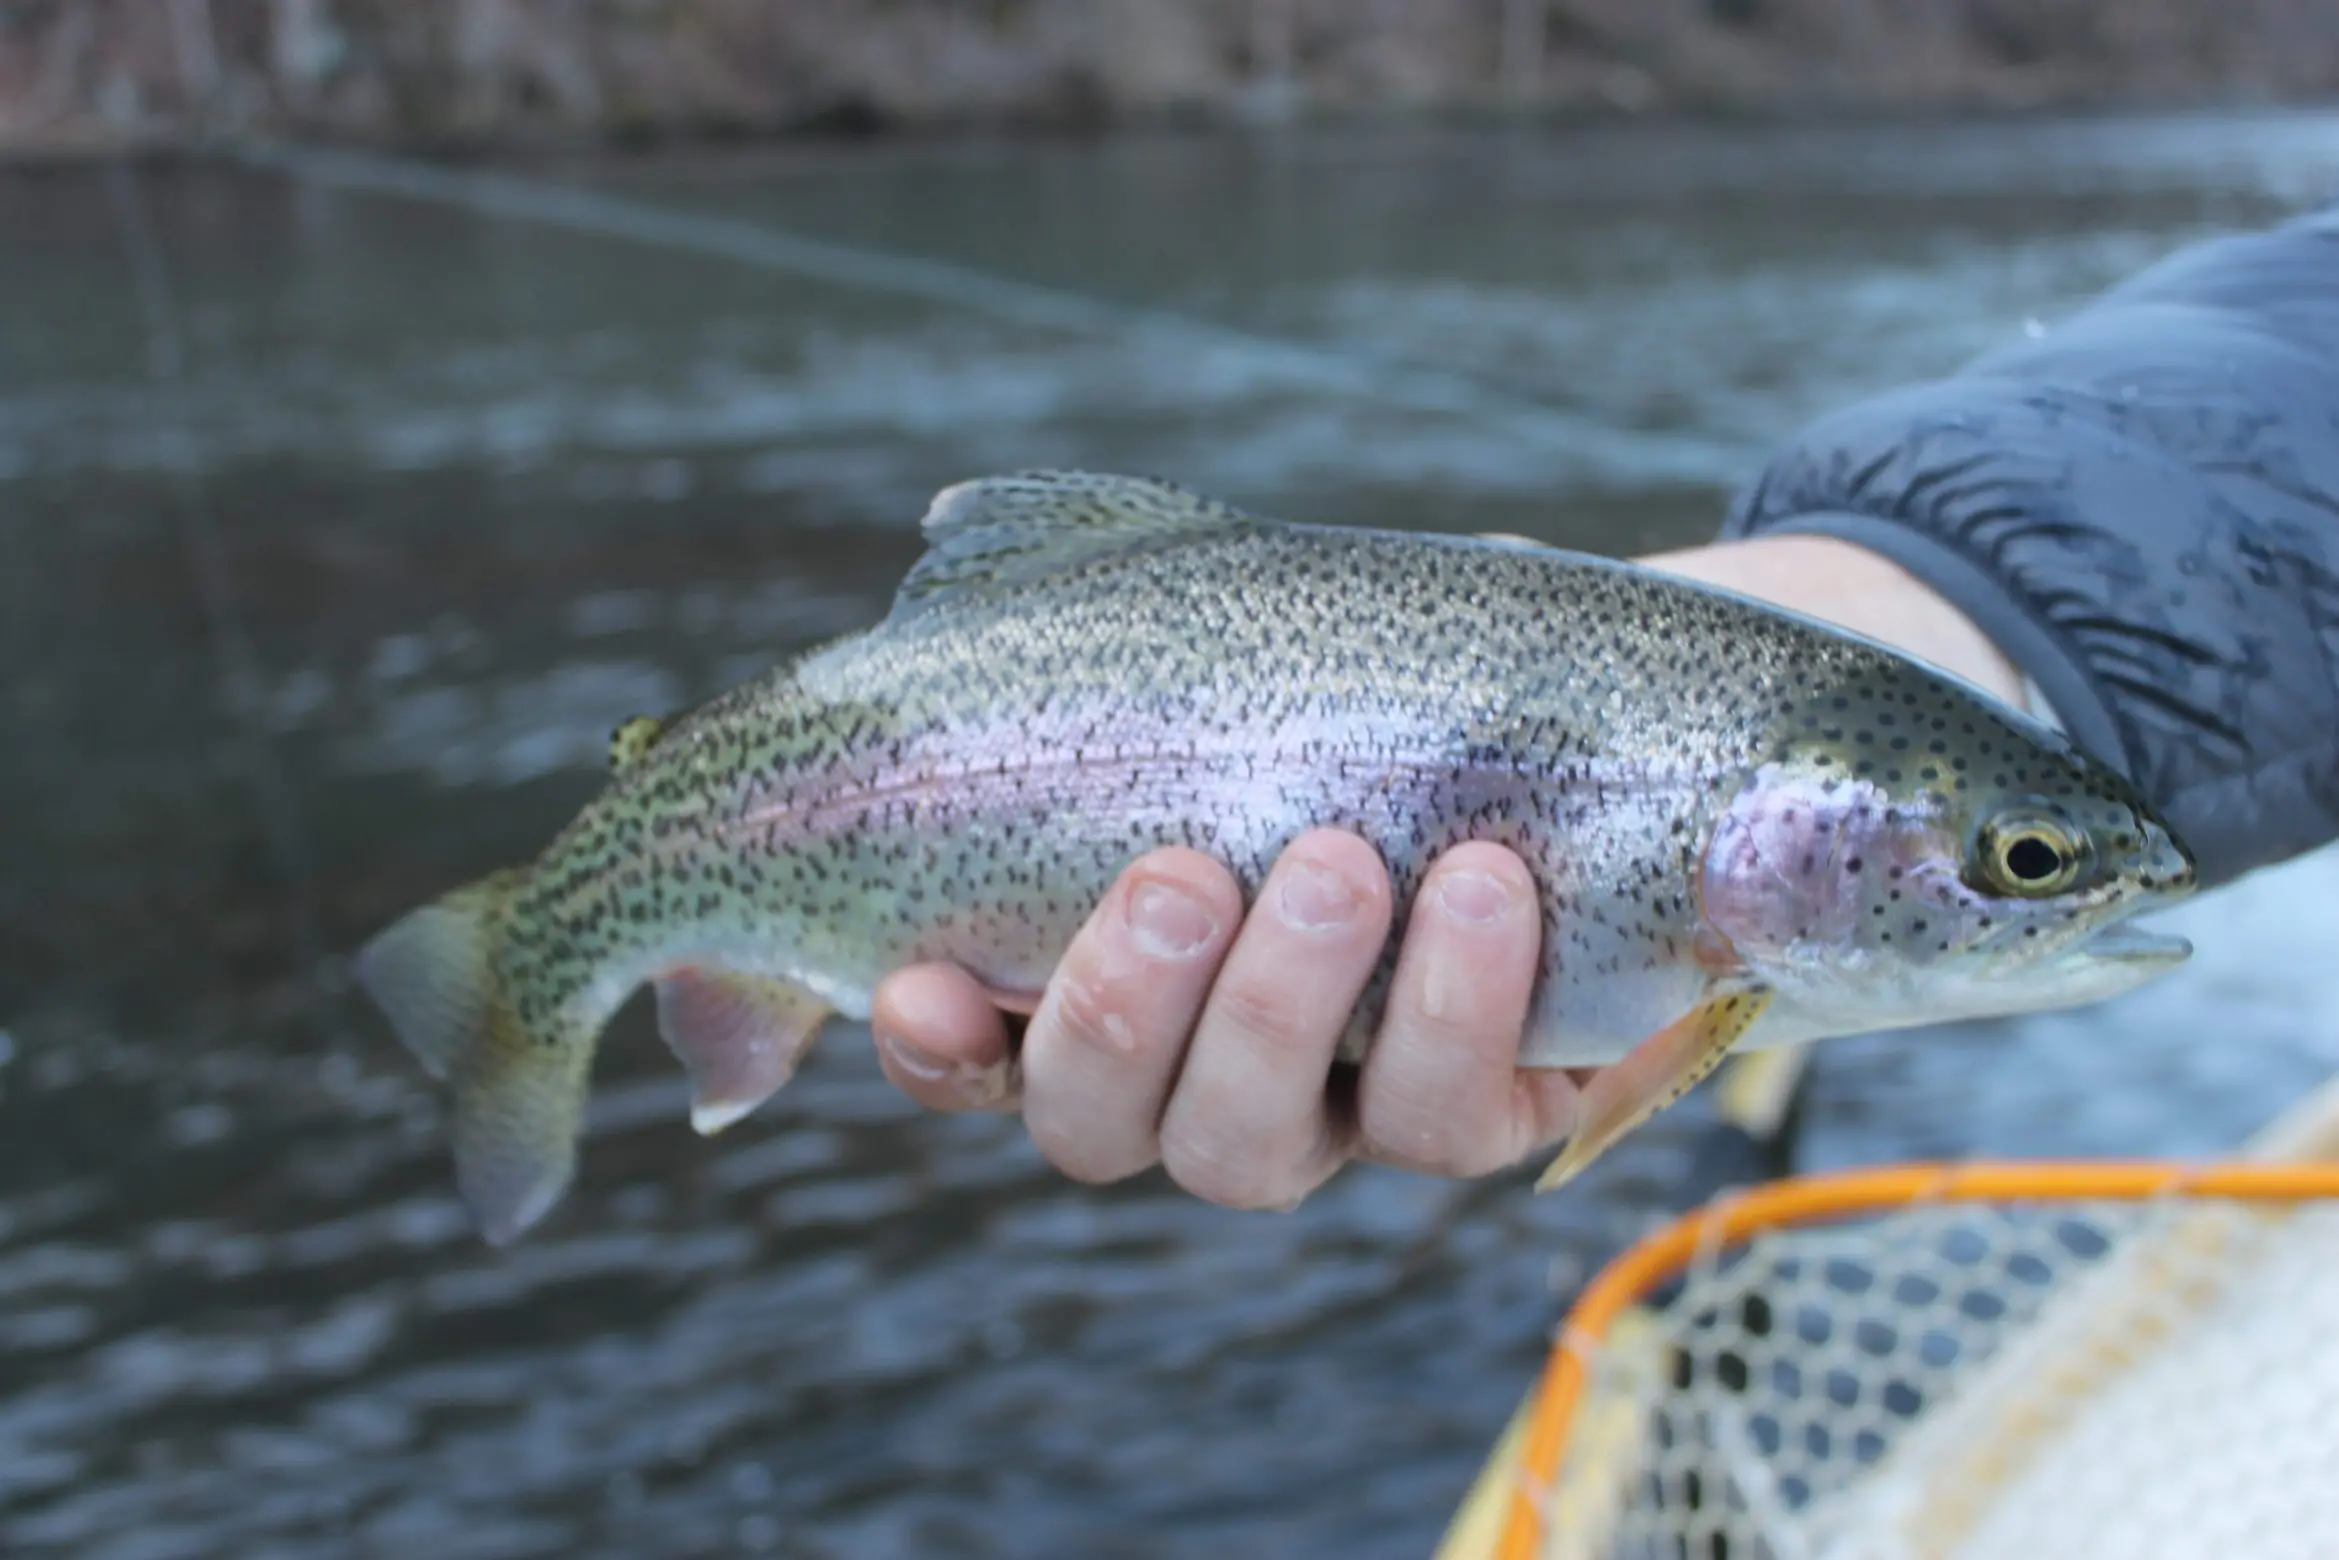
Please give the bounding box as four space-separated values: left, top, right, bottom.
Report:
1535 988 1775 1193
653 968 831 1135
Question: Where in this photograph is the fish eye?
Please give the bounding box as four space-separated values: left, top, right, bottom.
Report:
1976 810 2088 897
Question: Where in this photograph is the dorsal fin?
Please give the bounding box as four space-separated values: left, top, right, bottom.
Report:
888 471 1262 623
608 715 668 773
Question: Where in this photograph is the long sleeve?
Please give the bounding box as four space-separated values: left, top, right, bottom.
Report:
1721 205 2339 890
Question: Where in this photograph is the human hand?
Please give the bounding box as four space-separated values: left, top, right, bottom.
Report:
871 830 1584 1208
872 533 2030 1208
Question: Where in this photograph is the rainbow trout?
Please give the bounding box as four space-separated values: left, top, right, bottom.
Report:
361 472 2196 1242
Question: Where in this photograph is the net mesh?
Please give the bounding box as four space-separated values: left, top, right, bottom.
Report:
1537 1192 2339 1560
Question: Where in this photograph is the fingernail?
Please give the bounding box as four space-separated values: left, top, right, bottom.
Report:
1435 869 1516 924
878 1031 1015 1106
1127 878 1219 960
876 1029 953 1082
1277 860 1360 932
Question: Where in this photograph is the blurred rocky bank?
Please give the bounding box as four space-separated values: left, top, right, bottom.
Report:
6 0 2339 156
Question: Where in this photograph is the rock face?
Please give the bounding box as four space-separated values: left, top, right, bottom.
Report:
6 0 2338 154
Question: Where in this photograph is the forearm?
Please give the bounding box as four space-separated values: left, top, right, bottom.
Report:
1636 534 2032 714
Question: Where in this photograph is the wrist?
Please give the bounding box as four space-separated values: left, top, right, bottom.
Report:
1635 534 2033 713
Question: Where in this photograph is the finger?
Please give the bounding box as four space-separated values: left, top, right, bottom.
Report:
1021 849 1243 1185
1358 843 1572 1176
1158 830 1393 1210
871 964 1022 1112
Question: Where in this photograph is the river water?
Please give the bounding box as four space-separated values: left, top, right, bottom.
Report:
6 110 2339 1559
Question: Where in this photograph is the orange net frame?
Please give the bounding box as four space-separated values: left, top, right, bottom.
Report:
1491 1160 2339 1560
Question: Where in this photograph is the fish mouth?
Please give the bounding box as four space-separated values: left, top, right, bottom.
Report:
2075 920 2192 967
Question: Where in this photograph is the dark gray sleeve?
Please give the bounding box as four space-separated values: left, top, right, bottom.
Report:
1720 205 2339 890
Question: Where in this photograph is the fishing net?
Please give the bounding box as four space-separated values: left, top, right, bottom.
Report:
1474 1161 2339 1560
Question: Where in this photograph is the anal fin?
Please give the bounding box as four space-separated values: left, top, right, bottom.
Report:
654 968 831 1135
1536 988 1775 1193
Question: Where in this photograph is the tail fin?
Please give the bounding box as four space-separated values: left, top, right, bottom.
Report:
356 869 588 1246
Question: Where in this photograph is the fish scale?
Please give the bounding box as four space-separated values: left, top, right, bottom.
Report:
358 471 2196 1243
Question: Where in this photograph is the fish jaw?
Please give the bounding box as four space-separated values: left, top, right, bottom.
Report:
1942 908 2193 1016
1745 903 2193 1047
2070 919 2194 967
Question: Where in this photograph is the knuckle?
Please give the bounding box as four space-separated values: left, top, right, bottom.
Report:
1389 984 1482 1052
1161 1124 1301 1210
1055 1146 1144 1187
1439 1137 1513 1179
1026 1107 1150 1186
1043 969 1146 1062
1392 911 1535 1053
1364 1091 1506 1179
1210 976 1308 1050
